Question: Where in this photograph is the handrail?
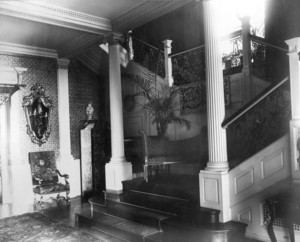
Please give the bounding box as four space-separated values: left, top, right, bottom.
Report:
222 76 289 128
131 35 164 54
249 34 289 53
169 44 205 58
222 29 242 41
170 30 242 59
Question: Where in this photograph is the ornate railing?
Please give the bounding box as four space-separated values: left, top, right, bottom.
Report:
222 77 290 168
131 35 165 78
250 35 289 82
179 76 231 113
222 30 243 75
170 45 206 86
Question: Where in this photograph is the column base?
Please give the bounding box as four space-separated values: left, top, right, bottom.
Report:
205 161 229 172
105 161 132 192
199 170 231 222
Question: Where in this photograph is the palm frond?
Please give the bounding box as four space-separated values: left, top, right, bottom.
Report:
129 74 191 136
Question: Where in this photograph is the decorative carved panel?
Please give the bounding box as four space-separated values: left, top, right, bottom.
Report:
22 83 53 146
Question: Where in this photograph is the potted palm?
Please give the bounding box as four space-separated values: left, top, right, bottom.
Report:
131 75 191 137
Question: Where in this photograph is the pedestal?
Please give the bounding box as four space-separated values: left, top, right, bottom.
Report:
80 120 96 201
105 161 132 197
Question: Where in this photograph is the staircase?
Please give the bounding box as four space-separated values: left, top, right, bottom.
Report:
76 174 247 242
77 32 292 241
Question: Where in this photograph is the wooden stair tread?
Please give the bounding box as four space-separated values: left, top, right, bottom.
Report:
89 198 172 229
82 228 128 242
92 213 160 242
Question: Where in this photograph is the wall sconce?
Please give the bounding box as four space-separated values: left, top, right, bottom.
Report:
22 83 53 146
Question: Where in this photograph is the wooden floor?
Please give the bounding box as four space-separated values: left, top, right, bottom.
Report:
0 196 264 242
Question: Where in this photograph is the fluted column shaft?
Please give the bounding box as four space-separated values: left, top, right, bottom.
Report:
105 33 132 194
108 36 126 163
203 0 228 171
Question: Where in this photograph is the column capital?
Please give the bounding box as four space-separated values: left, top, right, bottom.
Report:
163 39 172 47
285 37 300 55
104 32 124 46
57 58 70 69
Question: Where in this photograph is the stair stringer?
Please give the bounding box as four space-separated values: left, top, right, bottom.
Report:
228 134 293 241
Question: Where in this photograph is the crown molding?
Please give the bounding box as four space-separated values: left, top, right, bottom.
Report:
0 1 111 35
0 41 58 59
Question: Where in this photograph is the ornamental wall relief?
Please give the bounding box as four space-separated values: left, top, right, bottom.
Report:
22 83 53 146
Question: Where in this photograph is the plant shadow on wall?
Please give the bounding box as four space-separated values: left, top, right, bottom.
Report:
130 75 191 137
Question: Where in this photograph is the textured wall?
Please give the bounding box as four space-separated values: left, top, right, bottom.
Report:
68 59 106 160
0 54 107 163
0 54 60 161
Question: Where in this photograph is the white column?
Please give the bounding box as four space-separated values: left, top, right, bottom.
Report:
57 58 80 197
200 0 230 223
285 37 300 181
203 0 228 171
57 59 72 160
163 39 174 87
0 101 12 204
105 33 132 195
240 16 253 101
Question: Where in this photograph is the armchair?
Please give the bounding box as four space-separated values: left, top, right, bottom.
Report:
29 151 70 208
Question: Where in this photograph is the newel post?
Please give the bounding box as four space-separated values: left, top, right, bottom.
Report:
163 40 174 87
285 37 300 181
240 16 253 101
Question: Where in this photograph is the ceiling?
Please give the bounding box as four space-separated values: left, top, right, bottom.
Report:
0 0 193 75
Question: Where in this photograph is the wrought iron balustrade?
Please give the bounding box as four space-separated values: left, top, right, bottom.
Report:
222 77 290 168
170 45 206 86
222 30 243 75
131 36 165 78
250 35 289 83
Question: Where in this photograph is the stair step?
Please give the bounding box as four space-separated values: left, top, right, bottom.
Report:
122 190 191 214
81 228 128 242
161 217 247 242
91 212 160 242
90 198 172 229
123 175 199 202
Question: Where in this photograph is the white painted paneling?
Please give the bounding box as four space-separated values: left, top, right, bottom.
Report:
229 135 290 206
237 207 252 223
203 178 219 204
229 135 292 241
261 149 284 179
235 168 254 194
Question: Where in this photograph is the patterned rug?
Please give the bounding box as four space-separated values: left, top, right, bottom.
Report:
0 212 100 242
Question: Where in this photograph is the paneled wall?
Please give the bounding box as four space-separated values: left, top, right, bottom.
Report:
229 135 292 241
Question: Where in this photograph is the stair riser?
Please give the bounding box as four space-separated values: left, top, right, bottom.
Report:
105 200 168 229
122 191 190 214
92 222 145 242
